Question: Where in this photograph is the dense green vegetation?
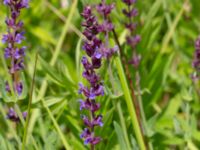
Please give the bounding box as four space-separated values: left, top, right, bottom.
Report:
0 0 200 149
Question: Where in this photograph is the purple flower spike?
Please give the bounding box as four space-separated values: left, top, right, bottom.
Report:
2 0 29 96
79 1 116 147
122 0 141 68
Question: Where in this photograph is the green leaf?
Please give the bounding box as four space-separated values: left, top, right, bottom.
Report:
39 56 75 89
113 121 128 150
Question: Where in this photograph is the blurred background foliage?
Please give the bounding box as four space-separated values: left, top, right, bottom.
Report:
0 0 200 149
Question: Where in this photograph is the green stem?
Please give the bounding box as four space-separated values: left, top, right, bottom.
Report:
136 71 153 150
21 53 38 150
115 57 146 150
108 61 131 149
117 102 132 150
14 104 39 150
41 99 71 150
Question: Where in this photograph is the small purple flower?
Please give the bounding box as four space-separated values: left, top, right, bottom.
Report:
81 6 92 19
98 21 114 33
5 81 11 93
125 23 137 32
22 111 28 119
123 8 138 17
7 108 19 122
18 0 29 8
80 128 102 145
3 0 11 5
90 137 101 145
126 35 141 49
193 36 200 72
82 56 93 70
4 44 13 58
96 0 115 17
92 52 102 69
6 107 27 122
82 115 92 127
15 32 25 44
129 53 141 68
15 82 23 95
2 34 9 43
93 115 103 127
79 99 101 112
123 0 137 5
99 44 118 59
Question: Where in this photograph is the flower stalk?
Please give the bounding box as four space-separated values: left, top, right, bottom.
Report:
79 1 116 148
2 0 29 121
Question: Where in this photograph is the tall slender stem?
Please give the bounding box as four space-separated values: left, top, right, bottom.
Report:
22 53 38 150
111 24 146 149
136 71 153 150
41 98 71 150
111 28 143 133
115 57 146 150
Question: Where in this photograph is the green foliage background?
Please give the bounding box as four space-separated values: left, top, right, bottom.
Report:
0 0 200 149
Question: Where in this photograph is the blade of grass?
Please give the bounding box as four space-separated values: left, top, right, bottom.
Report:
14 104 39 150
114 121 128 149
150 0 187 76
117 102 132 150
115 56 146 150
44 0 84 39
135 72 153 150
22 53 38 150
41 98 72 150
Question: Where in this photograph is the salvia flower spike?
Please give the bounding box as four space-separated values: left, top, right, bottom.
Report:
2 0 29 122
80 5 103 146
79 1 115 147
2 0 29 96
122 0 141 68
